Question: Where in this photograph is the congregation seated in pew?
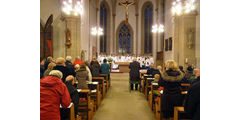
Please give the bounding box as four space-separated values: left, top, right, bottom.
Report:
63 75 79 119
184 69 200 120
40 70 71 120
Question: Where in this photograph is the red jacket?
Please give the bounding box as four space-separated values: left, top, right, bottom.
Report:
73 59 83 66
40 76 71 120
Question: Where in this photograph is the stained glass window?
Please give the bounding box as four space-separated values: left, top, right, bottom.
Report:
118 24 131 54
144 3 153 54
100 3 107 53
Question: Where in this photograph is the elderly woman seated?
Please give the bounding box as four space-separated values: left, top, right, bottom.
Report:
40 70 71 120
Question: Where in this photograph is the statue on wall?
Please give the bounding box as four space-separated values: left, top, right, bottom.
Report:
65 28 72 48
81 50 86 61
187 28 194 49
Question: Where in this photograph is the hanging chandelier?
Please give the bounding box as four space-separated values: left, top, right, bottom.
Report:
62 0 83 16
91 27 104 36
171 0 196 16
152 24 164 33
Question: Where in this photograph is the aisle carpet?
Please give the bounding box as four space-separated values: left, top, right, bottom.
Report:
93 73 155 120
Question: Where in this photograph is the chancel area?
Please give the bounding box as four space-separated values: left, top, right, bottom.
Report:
40 0 200 120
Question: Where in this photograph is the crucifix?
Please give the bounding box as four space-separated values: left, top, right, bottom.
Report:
119 0 135 24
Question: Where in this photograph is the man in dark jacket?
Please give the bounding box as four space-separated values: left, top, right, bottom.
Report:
129 58 141 90
184 75 200 120
65 56 76 77
53 57 69 82
147 65 160 78
62 75 79 119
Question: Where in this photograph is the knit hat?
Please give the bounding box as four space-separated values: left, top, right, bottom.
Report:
49 70 63 79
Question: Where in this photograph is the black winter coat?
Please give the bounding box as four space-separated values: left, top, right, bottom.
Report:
53 65 69 82
147 68 161 78
129 61 141 81
44 61 50 71
159 69 185 118
40 65 45 79
65 61 76 77
184 76 200 120
65 81 79 118
90 61 100 77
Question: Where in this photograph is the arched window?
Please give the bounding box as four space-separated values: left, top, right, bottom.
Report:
118 24 131 54
100 3 107 53
143 3 153 54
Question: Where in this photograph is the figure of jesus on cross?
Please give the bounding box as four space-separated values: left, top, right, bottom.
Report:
119 0 135 25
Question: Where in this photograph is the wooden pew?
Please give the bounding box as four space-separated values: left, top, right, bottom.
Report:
92 77 106 98
145 77 154 100
174 106 192 120
77 89 94 120
141 74 152 96
154 90 187 120
60 103 75 120
99 74 109 92
181 83 191 91
148 82 159 110
174 107 184 120
87 81 102 108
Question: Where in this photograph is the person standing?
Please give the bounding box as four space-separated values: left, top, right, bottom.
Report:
76 64 89 89
44 56 53 71
100 59 110 79
90 58 101 77
129 58 141 90
53 57 69 82
65 56 76 77
159 60 185 119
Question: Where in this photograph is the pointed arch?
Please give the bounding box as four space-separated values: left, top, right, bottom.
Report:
100 1 111 54
116 21 134 55
141 1 153 55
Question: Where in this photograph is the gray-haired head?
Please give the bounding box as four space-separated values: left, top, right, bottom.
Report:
49 70 63 79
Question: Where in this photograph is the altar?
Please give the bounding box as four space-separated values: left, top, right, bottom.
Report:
115 62 130 73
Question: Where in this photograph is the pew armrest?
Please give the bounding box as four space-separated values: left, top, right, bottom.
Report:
174 107 184 120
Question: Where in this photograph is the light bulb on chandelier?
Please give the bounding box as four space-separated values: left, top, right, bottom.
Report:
91 27 104 36
62 0 83 16
171 0 196 16
152 24 164 33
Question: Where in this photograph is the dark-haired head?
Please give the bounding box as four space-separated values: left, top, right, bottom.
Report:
103 59 107 63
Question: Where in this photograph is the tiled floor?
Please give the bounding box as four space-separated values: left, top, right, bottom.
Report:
93 73 155 120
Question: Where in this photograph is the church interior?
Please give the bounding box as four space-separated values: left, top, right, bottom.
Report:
40 0 200 120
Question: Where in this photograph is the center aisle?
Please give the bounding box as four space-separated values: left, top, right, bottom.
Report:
93 73 155 120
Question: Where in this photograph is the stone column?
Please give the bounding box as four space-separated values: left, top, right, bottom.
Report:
65 17 81 59
96 0 100 56
112 13 116 54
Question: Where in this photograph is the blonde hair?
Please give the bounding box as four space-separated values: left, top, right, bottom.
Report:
49 70 63 79
157 66 162 70
75 64 80 71
165 60 178 70
56 57 65 64
47 62 56 71
47 56 53 62
66 56 72 61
